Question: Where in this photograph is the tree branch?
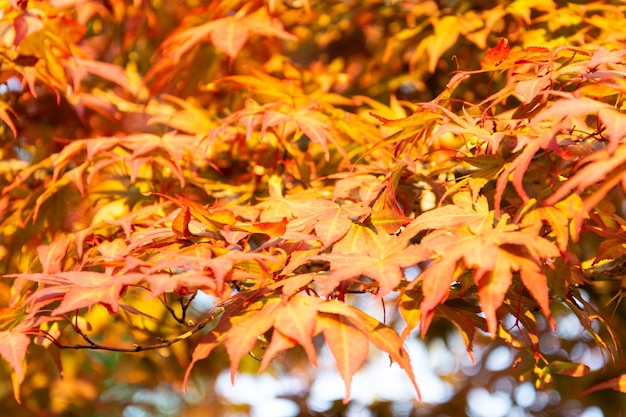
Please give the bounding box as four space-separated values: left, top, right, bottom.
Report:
45 299 232 353
160 292 197 325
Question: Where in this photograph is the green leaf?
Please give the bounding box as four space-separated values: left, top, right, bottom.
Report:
548 361 590 377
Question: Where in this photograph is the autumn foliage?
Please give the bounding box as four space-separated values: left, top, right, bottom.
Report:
1 0 626 415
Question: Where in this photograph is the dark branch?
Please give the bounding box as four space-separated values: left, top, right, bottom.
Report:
161 291 197 325
44 300 231 353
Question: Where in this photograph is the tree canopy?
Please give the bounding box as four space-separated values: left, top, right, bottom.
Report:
1 0 626 416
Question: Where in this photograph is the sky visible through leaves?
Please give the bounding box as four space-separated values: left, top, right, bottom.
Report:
118 290 607 417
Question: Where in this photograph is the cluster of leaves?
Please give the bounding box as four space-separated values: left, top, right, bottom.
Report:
1 0 626 415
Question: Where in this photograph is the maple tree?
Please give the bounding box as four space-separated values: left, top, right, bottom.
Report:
1 0 626 415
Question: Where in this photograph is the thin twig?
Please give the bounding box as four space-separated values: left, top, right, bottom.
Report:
159 291 198 325
46 300 232 353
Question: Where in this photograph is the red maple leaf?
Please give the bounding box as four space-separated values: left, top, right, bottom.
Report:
481 38 510 70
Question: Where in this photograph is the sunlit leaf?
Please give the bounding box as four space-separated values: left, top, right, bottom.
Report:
548 361 589 377
274 296 321 365
36 236 71 274
317 238 429 296
426 16 460 73
317 300 420 400
0 331 29 403
582 374 626 396
4 0 626 410
480 38 510 70
318 313 369 403
224 297 282 382
0 102 18 137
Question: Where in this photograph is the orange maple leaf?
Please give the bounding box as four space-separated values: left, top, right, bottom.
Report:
481 38 510 70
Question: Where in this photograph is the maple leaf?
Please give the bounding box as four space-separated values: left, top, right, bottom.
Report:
521 203 569 251
183 299 246 388
269 270 318 295
332 223 391 257
548 361 590 378
582 374 626 396
494 129 556 216
6 0 626 410
436 300 485 362
517 255 552 326
221 69 305 103
598 108 626 154
0 305 28 333
332 174 382 203
14 272 147 316
0 101 18 138
292 109 336 161
313 206 357 247
412 245 464 336
531 97 610 126
480 38 511 70
317 300 420 400
544 145 626 207
162 7 296 61
36 236 72 274
425 15 460 73
54 285 127 316
98 239 130 265
318 313 369 403
125 227 178 253
371 167 412 234
207 16 250 59
226 98 345 162
0 330 29 403
399 193 492 245
475 254 513 336
144 269 231 299
150 193 237 233
224 297 282 382
404 193 559 336
398 289 422 340
70 58 135 93
514 75 551 104
125 133 206 187
449 228 555 334
273 296 322 365
184 331 224 391
148 94 218 135
232 218 288 237
282 198 370 247
172 205 192 238
258 330 298 373
317 234 430 296
420 102 506 152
